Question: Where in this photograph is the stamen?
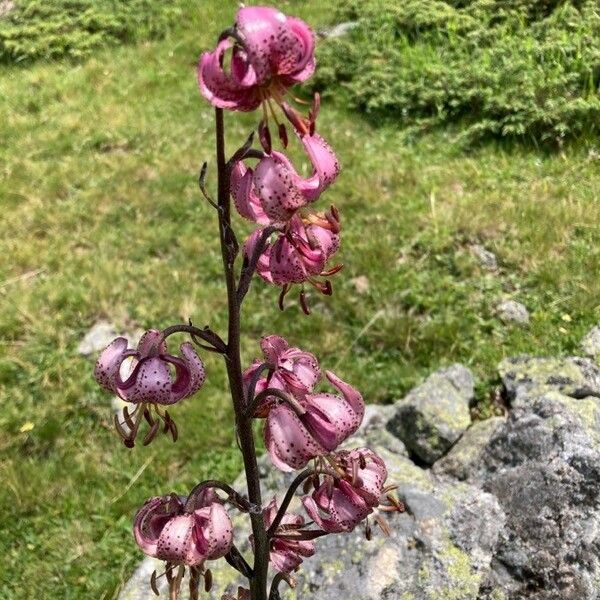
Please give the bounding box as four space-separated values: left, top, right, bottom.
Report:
299 288 311 315
278 284 291 311
150 570 160 596
320 264 343 277
143 420 160 446
365 518 373 541
204 568 213 592
258 118 272 154
122 405 136 429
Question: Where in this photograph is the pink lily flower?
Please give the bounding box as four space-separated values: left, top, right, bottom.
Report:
94 329 206 445
264 371 364 472
133 493 233 566
302 448 388 533
198 6 315 112
230 131 340 224
243 334 320 415
261 498 316 573
95 329 205 405
244 209 342 311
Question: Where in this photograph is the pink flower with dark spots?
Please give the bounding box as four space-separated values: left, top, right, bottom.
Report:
198 7 315 112
243 335 320 415
302 448 388 533
95 329 205 405
94 330 206 445
133 492 233 566
244 209 342 311
260 498 316 573
230 131 340 224
264 371 364 472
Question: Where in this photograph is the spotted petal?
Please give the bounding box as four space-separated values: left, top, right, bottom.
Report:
124 357 172 405
231 162 270 224
265 403 324 471
94 337 129 393
194 503 233 560
198 39 261 111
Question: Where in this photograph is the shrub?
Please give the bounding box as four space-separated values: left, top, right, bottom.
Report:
314 0 600 144
0 0 181 63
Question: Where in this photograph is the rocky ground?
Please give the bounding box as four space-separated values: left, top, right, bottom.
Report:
120 329 600 600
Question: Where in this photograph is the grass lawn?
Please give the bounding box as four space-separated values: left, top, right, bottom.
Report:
1 1 599 597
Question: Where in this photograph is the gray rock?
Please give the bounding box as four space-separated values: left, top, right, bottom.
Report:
472 390 600 599
433 416 506 481
0 0 15 19
499 355 600 404
78 321 119 356
387 364 474 464
470 244 498 271
318 21 359 39
496 300 530 325
581 325 600 358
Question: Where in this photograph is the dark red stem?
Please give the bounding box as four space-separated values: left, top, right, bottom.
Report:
215 107 269 600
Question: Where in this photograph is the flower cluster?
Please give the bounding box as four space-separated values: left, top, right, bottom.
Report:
199 6 343 313
91 6 400 600
241 334 400 574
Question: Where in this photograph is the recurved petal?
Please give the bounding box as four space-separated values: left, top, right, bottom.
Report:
133 496 183 558
291 132 340 203
276 16 316 77
236 6 286 83
198 40 261 111
302 402 339 451
156 514 204 566
265 404 324 471
254 155 306 221
125 357 172 405
194 503 233 560
307 225 340 262
269 235 306 284
328 480 371 531
302 133 340 195
179 342 206 398
351 449 388 504
325 371 365 424
94 337 129 392
270 541 303 573
231 162 269 224
260 335 289 364
301 494 342 533
136 329 167 357
304 393 358 450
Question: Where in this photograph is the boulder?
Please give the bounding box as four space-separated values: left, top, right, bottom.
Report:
581 325 600 359
495 300 530 325
387 365 473 464
499 355 600 404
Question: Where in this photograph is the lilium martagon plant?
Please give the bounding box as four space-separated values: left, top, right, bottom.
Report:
93 6 404 599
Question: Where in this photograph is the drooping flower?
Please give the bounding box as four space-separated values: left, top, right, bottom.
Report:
243 334 320 415
244 209 342 311
302 448 388 533
198 6 315 112
231 130 339 224
264 371 364 472
94 329 206 445
133 492 233 567
259 498 316 573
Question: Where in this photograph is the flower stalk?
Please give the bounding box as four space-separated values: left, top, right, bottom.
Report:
93 7 403 600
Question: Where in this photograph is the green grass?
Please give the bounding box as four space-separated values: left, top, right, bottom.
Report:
1 0 599 597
